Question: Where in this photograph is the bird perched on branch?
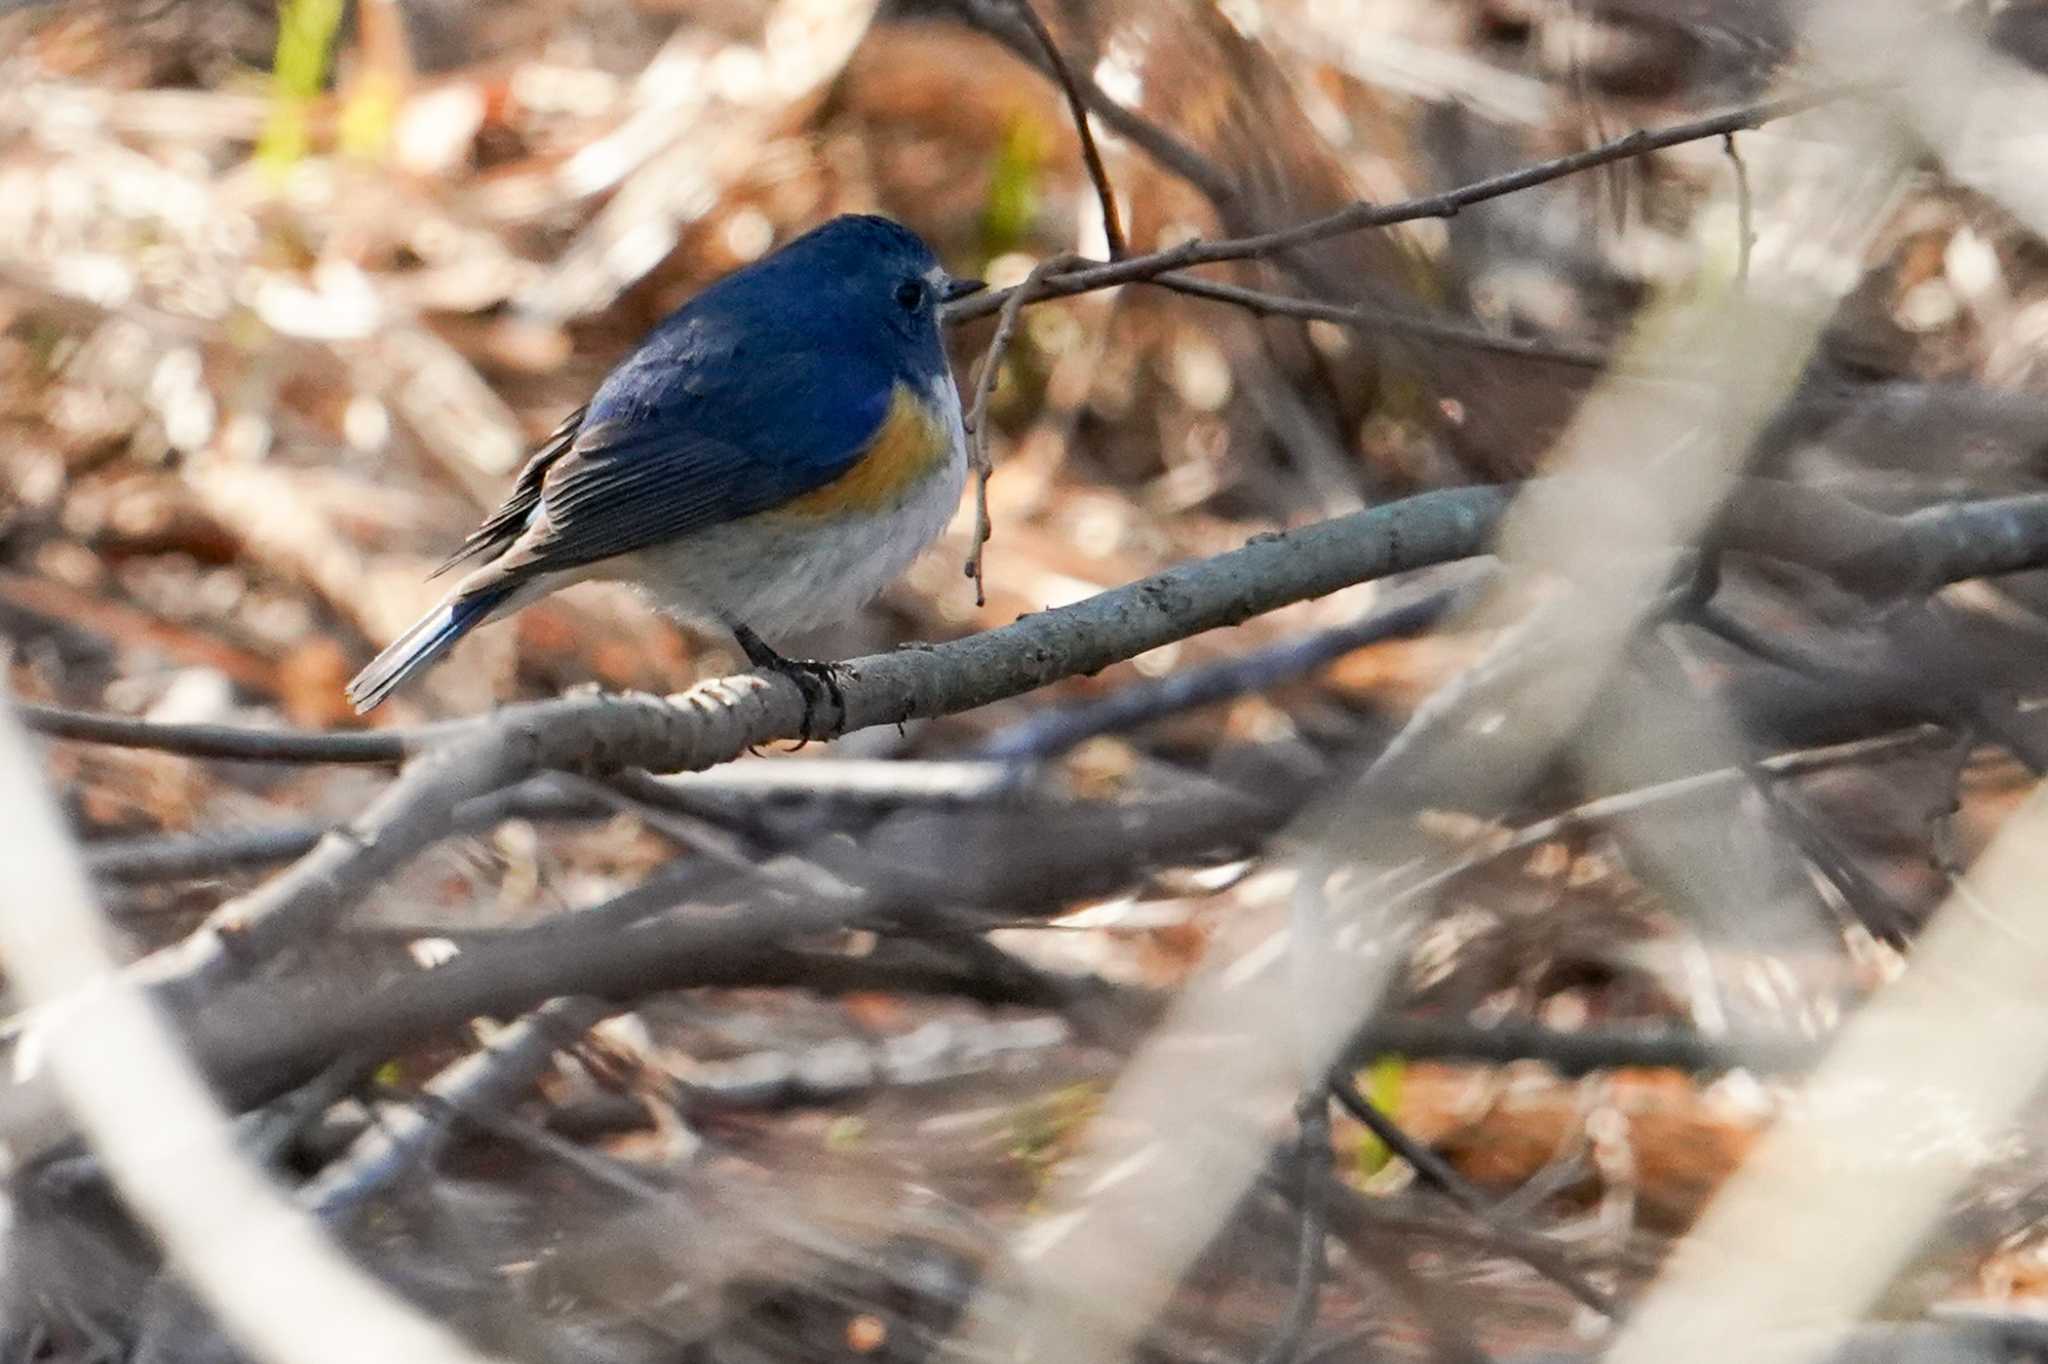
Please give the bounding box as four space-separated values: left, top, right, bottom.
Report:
347 214 985 724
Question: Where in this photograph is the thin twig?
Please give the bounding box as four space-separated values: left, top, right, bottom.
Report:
963 252 1087 604
948 90 1844 325
1886 602 2048 777
1647 630 1918 946
1328 1073 1618 1318
1299 1166 1497 1364
301 996 616 1219
88 761 1021 885
17 703 419 763
950 0 1237 209
1008 0 1127 257
1724 132 1754 288
91 778 625 885
1329 1074 1496 1222
1739 753 1919 946
1347 724 1952 958
94 825 330 885
239 1051 382 1167
395 1083 668 1200
1685 600 2033 788
1348 1015 1822 1079
1254 1095 1333 1364
979 573 1482 760
1152 271 1619 369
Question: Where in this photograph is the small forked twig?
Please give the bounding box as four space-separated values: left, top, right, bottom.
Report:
1723 132 1753 287
944 89 1841 328
1254 1092 1334 1364
1328 1071 1619 1318
963 252 1086 605
1009 0 1128 258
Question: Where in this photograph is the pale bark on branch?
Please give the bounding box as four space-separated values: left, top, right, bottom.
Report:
140 486 1513 1003
10 479 2048 1157
65 481 2048 1009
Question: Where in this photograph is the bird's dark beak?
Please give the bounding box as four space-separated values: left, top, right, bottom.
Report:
941 275 988 303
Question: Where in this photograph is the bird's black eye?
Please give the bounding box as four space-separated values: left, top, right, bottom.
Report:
895 278 926 312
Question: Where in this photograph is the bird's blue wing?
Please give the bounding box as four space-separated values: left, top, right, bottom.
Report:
430 403 586 578
483 330 898 575
516 423 834 570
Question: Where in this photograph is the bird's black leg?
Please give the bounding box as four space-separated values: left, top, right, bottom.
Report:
728 622 848 741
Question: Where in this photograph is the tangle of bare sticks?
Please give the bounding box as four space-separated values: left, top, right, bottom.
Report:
17 7 2048 1363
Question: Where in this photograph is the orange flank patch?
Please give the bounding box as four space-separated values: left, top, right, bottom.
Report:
777 382 951 518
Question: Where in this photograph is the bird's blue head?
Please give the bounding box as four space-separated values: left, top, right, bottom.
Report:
693 214 984 385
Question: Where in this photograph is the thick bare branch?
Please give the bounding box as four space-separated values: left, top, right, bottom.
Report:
113 486 1511 1005
193 906 1094 1107
35 483 2048 769
301 996 616 1219
88 759 1017 883
38 481 2048 1025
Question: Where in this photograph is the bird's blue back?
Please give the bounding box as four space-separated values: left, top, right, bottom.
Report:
582 215 950 504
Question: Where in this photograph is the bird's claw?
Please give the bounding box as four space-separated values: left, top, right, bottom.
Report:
729 623 850 740
729 622 847 737
770 655 848 742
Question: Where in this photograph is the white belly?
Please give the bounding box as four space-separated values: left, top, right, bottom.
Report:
620 374 969 640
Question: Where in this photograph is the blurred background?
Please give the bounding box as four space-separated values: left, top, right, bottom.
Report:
12 0 2048 1360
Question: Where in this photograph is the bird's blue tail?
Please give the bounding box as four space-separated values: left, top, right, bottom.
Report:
346 583 514 714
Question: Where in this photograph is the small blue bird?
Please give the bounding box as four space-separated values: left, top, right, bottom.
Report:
347 214 985 718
